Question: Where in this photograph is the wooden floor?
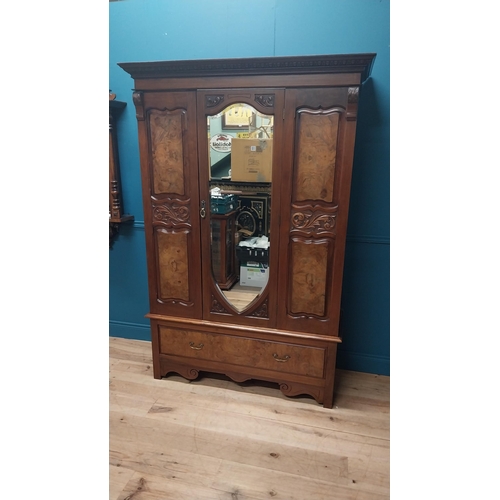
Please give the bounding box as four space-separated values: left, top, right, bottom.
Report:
223 283 261 311
110 337 390 500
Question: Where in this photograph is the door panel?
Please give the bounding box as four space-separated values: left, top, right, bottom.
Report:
135 91 203 319
278 87 357 336
196 89 285 328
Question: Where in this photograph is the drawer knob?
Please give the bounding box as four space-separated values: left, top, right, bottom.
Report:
189 342 204 350
273 353 290 363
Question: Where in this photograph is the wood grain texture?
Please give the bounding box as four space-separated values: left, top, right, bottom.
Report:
158 326 325 378
156 229 190 302
149 109 186 196
294 110 340 202
109 337 390 500
290 238 329 316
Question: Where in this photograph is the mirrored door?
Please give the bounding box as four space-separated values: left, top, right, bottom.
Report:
207 102 273 312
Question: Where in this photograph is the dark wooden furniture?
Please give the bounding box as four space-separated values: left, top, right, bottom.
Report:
211 209 238 290
119 54 375 407
109 96 134 248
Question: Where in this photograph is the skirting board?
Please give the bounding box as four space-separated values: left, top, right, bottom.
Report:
336 348 389 376
109 320 151 341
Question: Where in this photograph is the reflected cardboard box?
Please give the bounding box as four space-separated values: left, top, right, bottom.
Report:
231 139 273 182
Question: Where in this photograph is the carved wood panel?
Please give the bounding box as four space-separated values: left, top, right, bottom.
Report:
152 198 191 227
149 109 186 196
291 204 338 237
289 238 330 317
294 109 340 203
156 229 190 303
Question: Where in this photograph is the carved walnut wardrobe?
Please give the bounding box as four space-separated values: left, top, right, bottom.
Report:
119 53 376 407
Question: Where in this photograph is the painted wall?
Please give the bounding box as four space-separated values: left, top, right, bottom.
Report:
109 0 390 375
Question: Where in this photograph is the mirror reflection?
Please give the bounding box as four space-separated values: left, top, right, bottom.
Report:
208 103 273 312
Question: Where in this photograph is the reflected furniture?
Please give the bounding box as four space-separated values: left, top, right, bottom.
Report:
119 54 375 407
211 209 238 290
109 95 133 247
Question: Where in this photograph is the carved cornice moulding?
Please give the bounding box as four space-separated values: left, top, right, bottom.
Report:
119 53 376 82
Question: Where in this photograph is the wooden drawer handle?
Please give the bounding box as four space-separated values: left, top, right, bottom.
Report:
189 342 204 350
273 353 290 363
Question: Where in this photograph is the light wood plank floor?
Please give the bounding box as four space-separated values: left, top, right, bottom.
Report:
223 283 261 312
110 337 390 500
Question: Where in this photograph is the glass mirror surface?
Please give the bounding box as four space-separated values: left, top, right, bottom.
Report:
207 103 273 312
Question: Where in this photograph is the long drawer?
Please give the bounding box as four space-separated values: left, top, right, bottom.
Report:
158 326 325 379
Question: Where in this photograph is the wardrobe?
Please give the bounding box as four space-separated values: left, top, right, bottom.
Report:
119 53 375 407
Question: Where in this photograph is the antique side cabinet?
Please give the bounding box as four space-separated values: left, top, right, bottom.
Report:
119 54 375 407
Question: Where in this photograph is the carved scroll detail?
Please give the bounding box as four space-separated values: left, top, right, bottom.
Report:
211 294 232 314
132 92 144 120
279 383 323 404
255 94 275 107
206 95 225 108
347 87 359 121
249 298 269 318
160 359 200 380
153 199 191 227
291 209 337 236
348 87 359 103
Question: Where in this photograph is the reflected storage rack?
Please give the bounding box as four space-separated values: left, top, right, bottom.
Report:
119 53 376 408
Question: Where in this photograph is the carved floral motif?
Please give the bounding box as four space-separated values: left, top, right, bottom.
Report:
291 210 337 235
211 294 231 314
255 94 275 107
153 201 190 226
206 95 224 108
249 299 269 318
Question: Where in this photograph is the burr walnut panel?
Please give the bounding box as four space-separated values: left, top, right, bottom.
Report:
156 229 190 302
158 326 326 378
289 238 330 317
148 109 186 196
294 109 340 203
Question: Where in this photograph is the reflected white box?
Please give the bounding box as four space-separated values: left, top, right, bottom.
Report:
239 261 269 287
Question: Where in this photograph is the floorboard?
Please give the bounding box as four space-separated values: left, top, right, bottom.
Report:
109 337 390 499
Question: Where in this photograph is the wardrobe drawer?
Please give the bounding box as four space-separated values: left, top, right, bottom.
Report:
158 326 325 378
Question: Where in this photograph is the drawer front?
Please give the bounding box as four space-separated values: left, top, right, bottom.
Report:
158 326 325 378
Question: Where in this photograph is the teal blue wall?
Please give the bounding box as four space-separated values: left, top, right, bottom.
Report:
109 0 390 375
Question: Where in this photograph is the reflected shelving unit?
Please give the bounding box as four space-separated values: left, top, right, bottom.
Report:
109 94 134 248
